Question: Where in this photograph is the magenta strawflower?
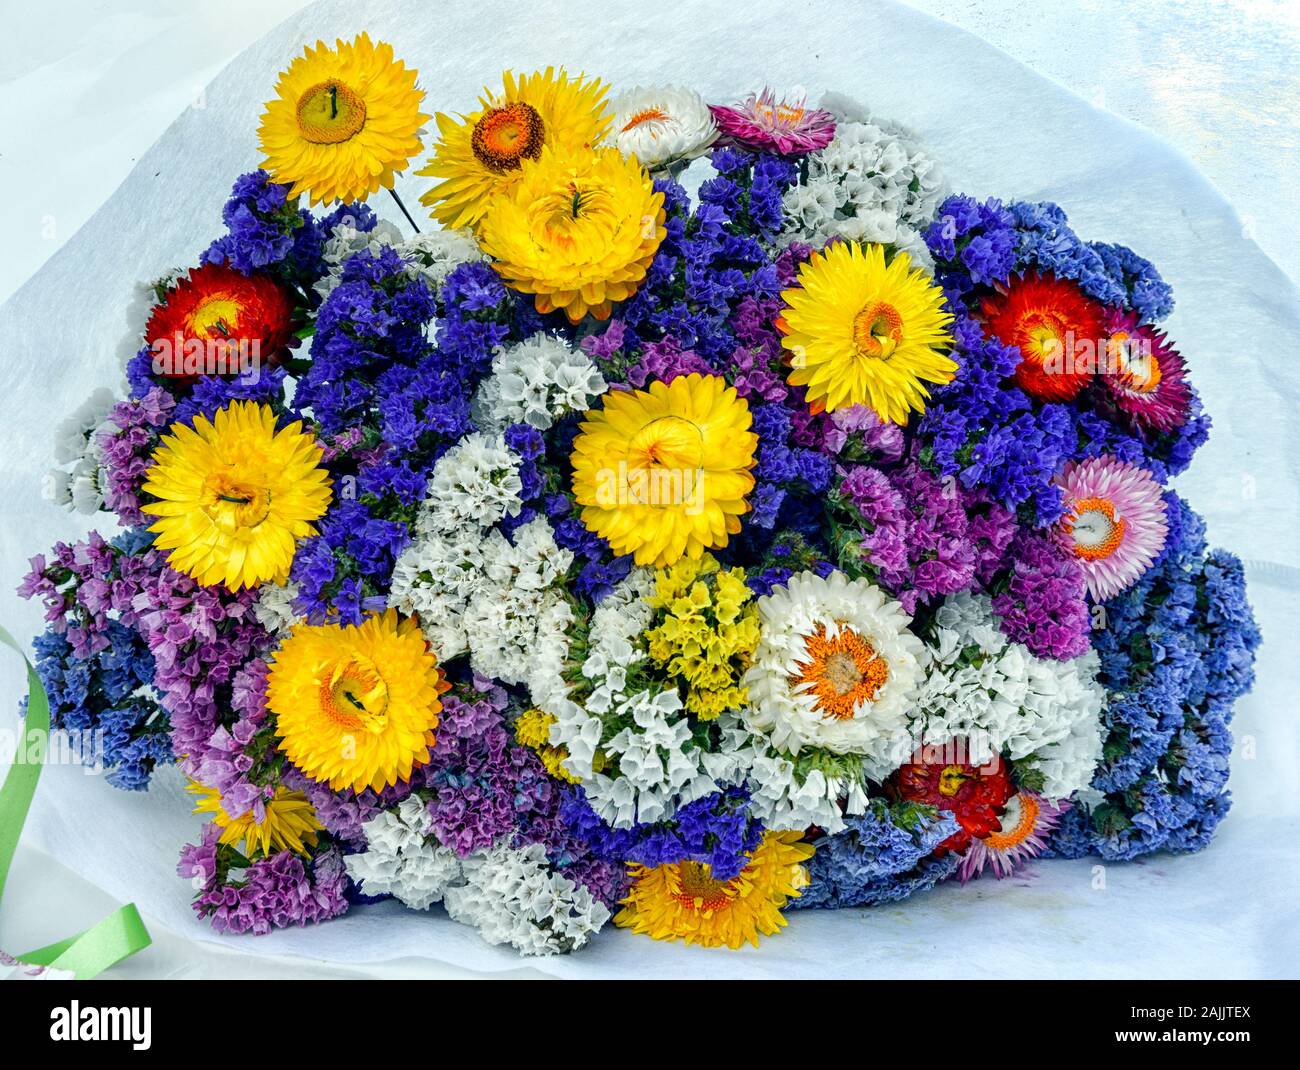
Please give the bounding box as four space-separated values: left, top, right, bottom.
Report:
709 90 835 155
1100 308 1193 432
1055 455 1169 602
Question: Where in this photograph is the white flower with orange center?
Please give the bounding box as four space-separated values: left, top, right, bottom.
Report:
1055 456 1169 602
610 85 718 170
742 570 924 775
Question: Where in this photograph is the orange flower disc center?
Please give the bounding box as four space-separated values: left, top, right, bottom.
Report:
621 107 671 133
852 301 904 359
1066 496 1127 560
791 623 889 719
472 101 545 173
319 657 390 734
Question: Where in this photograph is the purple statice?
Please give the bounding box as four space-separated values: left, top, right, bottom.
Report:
424 685 571 859
621 337 714 388
990 529 1092 660
834 461 1016 613
1090 241 1174 323
129 557 274 783
1049 496 1259 861
289 499 411 625
181 826 349 935
17 530 171 789
97 388 176 527
610 160 788 365
562 785 763 882
791 801 962 909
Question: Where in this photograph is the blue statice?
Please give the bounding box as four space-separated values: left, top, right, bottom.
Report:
1048 496 1259 861
791 801 961 909
607 157 793 365
202 170 377 292
290 499 411 625
171 366 290 426
918 198 1210 519
562 785 763 881
27 624 170 791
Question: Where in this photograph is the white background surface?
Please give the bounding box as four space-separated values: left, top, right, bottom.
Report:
0 0 1296 979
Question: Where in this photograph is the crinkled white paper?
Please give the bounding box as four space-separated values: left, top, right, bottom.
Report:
1 0 1297 978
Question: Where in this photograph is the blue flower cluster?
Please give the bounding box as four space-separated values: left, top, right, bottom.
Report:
791 801 962 909
202 169 377 292
27 623 169 791
1048 495 1259 860
919 196 1208 523
562 785 764 882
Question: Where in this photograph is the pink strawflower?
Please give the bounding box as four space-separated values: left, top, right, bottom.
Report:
1055 455 1169 602
958 792 1069 881
709 90 835 156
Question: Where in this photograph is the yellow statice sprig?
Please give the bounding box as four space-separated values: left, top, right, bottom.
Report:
644 555 760 721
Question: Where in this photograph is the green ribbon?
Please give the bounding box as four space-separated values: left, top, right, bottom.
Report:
0 624 151 977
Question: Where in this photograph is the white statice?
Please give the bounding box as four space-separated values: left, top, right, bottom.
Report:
742 570 926 777
910 593 1106 801
345 797 463 911
314 218 484 298
542 570 719 828
471 333 607 433
609 85 718 170
48 387 116 514
348 807 608 955
443 843 610 956
251 579 302 638
419 431 524 534
779 97 947 271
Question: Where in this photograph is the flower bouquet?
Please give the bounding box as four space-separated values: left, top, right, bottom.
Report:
18 33 1259 957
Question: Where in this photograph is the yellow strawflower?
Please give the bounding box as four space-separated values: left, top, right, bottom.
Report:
777 241 955 422
418 68 611 231
616 831 813 949
267 610 450 794
570 374 757 567
258 33 429 205
141 401 332 591
188 780 323 857
478 143 666 323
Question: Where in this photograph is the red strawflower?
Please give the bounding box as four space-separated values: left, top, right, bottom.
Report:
144 262 294 383
892 749 1015 855
981 272 1105 401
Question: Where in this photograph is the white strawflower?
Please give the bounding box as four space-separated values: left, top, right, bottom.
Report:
742 570 925 777
610 85 718 170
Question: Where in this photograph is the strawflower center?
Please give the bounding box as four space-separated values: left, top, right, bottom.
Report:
472 101 545 173
984 792 1039 851
674 861 735 912
202 473 272 531
755 100 806 128
1067 496 1127 560
621 106 672 133
320 657 390 733
1021 312 1068 363
938 764 971 797
852 301 904 359
1107 331 1163 393
187 296 243 338
792 623 889 719
629 416 706 472
296 80 368 144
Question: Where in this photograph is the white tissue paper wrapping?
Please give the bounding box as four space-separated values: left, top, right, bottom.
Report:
0 0 1297 978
